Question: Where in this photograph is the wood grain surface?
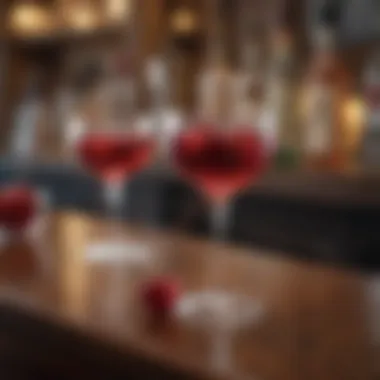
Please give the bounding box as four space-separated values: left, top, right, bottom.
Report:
0 211 375 380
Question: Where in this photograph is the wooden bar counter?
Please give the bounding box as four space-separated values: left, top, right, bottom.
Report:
0 211 375 379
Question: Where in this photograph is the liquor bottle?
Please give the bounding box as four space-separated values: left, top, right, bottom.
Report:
361 50 380 168
267 29 300 170
9 71 42 162
232 44 264 126
232 0 266 134
143 54 183 165
56 86 87 159
57 60 104 159
233 0 291 156
302 1 350 170
197 0 234 126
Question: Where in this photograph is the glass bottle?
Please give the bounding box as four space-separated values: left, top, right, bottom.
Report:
197 0 233 127
232 0 266 132
144 54 183 167
267 29 300 170
9 71 42 165
57 60 103 160
302 2 351 171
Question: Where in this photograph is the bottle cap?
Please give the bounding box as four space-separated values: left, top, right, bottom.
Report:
241 43 261 70
271 29 293 59
145 56 167 91
319 0 342 28
312 26 336 50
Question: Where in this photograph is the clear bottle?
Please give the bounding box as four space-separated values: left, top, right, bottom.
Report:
232 0 285 153
143 54 183 165
232 26 265 132
266 29 300 169
57 60 104 160
302 2 351 171
196 0 234 127
361 50 380 169
56 85 87 159
9 71 42 162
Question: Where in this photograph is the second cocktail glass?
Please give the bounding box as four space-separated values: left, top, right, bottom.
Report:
172 124 268 374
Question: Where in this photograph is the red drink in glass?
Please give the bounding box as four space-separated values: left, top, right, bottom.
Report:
173 127 266 202
0 185 37 230
77 132 154 182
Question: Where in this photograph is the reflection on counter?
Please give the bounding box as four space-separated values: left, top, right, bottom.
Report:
56 213 90 319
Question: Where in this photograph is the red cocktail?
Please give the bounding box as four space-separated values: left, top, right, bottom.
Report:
77 132 154 182
174 126 266 204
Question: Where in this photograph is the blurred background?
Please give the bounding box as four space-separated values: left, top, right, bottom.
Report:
0 0 380 272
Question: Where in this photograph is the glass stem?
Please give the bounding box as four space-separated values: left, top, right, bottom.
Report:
206 200 231 290
211 329 233 373
103 180 126 233
153 90 165 165
210 201 230 241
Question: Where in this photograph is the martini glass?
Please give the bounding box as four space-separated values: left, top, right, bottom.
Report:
172 124 268 374
75 107 155 265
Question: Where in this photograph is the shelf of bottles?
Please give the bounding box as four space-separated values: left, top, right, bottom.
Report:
6 0 380 174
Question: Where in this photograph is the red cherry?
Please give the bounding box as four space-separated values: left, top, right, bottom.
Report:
141 278 180 319
0 185 37 230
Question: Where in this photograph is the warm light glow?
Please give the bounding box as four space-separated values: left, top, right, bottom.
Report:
64 3 99 31
171 7 198 34
9 3 52 35
106 0 131 22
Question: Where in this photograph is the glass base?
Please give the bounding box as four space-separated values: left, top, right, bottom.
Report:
85 240 153 268
176 289 264 331
176 290 264 374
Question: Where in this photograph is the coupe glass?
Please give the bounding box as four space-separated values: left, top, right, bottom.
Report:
172 125 267 374
73 64 155 268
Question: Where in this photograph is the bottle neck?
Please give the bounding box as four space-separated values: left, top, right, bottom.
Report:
270 31 293 73
206 40 228 69
313 26 337 53
146 57 172 109
240 43 261 72
364 50 380 85
205 0 227 69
